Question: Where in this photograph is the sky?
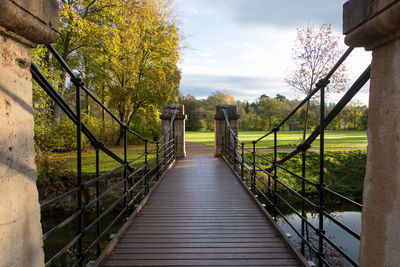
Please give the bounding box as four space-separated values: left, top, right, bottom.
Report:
173 0 372 105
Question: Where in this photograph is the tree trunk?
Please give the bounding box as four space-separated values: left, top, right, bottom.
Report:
115 110 126 146
53 68 67 121
302 100 310 142
115 127 124 146
85 93 90 120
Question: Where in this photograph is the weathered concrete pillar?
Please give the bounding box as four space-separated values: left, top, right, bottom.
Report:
214 105 239 157
343 0 400 265
160 104 186 158
0 1 59 266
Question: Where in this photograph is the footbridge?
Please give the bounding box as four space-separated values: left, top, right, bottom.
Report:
100 144 304 266
1 1 400 267
30 43 367 267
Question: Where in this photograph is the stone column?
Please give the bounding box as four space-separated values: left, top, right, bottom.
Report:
214 105 239 157
343 0 400 265
160 104 186 158
0 1 59 266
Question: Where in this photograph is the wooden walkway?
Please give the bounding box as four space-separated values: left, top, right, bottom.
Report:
101 144 304 266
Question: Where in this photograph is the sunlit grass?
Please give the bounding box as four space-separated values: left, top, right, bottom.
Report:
46 145 157 174
186 130 367 149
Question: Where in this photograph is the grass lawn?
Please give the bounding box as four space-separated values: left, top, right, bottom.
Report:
39 130 366 177
186 130 367 149
39 145 157 175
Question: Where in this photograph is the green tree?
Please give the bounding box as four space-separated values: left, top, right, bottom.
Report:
97 0 181 144
178 94 206 131
31 0 181 150
203 92 236 130
344 100 365 129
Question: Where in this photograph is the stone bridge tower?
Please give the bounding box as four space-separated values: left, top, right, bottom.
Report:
343 0 400 266
0 1 59 266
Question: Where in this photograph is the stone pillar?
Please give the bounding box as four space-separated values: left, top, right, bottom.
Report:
160 104 186 158
343 0 400 266
0 1 59 266
214 105 239 157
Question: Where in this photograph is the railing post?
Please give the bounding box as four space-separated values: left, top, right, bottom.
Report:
233 141 236 168
95 148 101 257
174 135 178 160
123 126 128 219
222 136 225 157
301 150 306 256
144 139 149 195
156 141 160 180
251 141 256 194
273 127 278 221
241 142 244 180
74 77 83 266
228 133 234 165
318 81 326 266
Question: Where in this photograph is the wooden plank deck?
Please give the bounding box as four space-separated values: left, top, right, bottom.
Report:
101 144 304 266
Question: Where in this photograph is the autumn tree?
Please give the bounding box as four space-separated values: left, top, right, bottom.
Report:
32 0 181 150
95 0 181 145
286 24 348 141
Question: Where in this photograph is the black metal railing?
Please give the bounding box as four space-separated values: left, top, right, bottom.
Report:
221 46 370 267
31 44 178 266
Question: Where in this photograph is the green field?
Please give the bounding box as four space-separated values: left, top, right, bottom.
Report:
186 130 367 149
38 130 367 178
37 144 158 177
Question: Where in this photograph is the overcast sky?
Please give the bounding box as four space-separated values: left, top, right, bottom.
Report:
173 0 372 105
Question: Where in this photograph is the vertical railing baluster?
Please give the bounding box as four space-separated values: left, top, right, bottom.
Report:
301 150 306 256
224 122 227 160
222 136 225 158
234 137 237 172
95 148 100 257
241 142 244 181
174 136 177 161
156 141 160 181
230 134 234 166
172 116 176 161
231 138 233 168
161 140 165 174
123 127 128 219
144 139 148 195
273 128 278 221
268 174 271 202
318 82 326 266
75 78 83 266
251 141 256 194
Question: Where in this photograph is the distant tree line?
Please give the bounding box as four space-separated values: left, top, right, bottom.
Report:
179 92 368 132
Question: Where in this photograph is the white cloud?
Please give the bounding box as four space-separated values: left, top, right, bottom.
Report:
175 0 372 105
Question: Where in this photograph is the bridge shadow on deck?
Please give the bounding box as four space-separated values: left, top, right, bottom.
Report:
101 143 303 266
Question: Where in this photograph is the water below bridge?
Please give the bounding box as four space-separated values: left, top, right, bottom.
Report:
99 143 306 266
